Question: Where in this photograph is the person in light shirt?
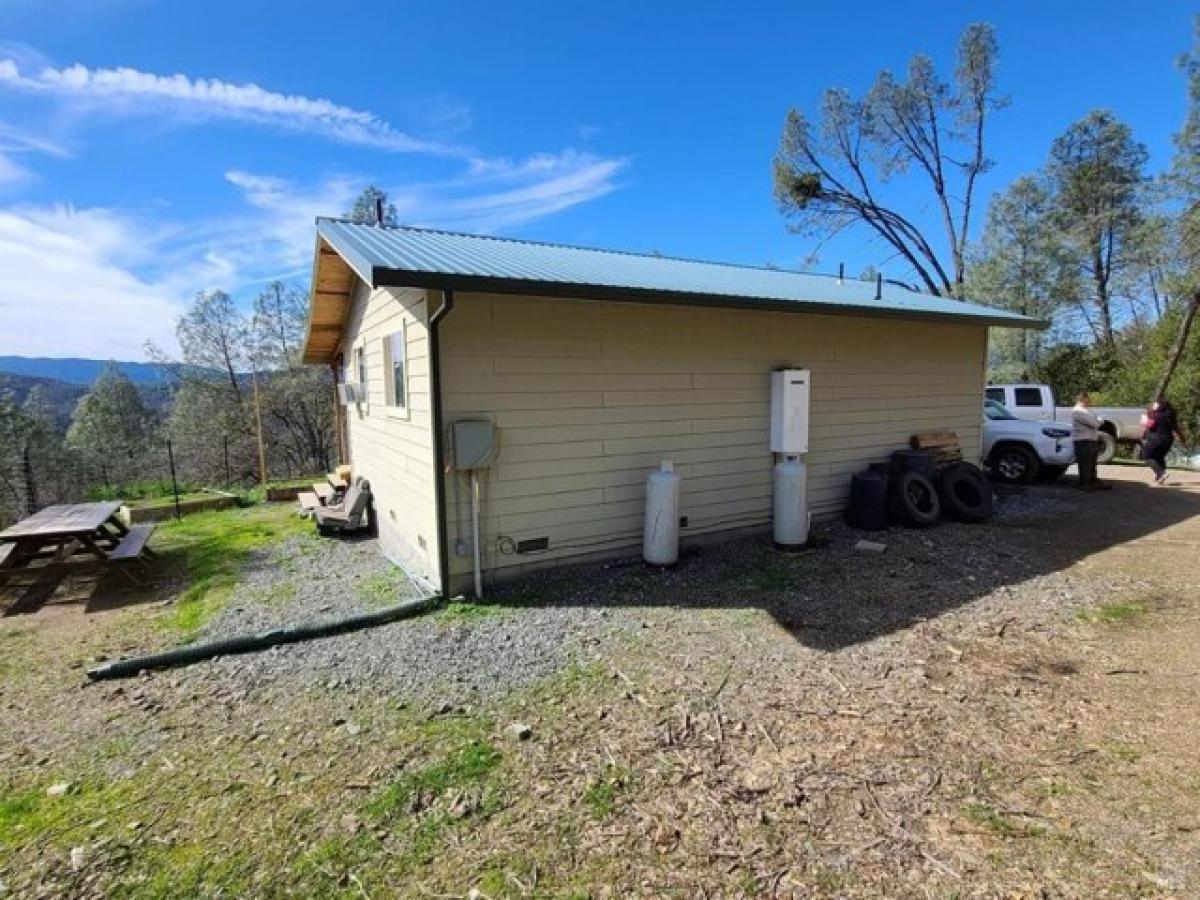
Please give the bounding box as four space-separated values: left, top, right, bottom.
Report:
1071 393 1111 491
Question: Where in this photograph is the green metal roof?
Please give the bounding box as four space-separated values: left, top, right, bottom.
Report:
315 217 1042 329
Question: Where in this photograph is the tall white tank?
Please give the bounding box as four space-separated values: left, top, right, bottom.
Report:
643 461 681 566
773 455 809 548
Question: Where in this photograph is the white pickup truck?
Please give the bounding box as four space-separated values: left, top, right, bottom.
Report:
984 383 1145 463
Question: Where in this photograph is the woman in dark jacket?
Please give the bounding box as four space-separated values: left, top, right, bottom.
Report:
1142 399 1187 484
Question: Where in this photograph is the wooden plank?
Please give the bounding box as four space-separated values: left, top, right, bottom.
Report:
910 431 961 450
108 524 157 561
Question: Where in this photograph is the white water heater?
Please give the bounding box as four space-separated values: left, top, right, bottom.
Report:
643 461 681 566
770 369 811 548
770 369 810 454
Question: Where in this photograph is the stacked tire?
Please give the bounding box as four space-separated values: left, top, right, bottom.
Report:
936 461 994 522
847 450 994 530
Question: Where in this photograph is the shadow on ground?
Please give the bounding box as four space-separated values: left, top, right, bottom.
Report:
480 466 1200 651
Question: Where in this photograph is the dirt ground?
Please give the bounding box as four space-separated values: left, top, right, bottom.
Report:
2 465 1199 899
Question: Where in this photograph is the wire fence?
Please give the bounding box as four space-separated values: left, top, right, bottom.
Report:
1 429 331 529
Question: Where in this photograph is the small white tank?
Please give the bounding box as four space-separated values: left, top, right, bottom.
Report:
643 461 681 566
773 455 809 548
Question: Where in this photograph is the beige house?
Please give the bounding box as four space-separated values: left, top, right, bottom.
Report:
302 219 1037 596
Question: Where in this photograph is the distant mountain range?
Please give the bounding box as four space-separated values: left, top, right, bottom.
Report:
0 356 169 386
0 358 177 431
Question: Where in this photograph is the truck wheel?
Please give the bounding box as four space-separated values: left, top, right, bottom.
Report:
1097 431 1117 464
892 470 941 527
991 444 1040 484
937 462 994 522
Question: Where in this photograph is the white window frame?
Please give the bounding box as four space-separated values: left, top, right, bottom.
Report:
349 342 368 410
382 324 409 417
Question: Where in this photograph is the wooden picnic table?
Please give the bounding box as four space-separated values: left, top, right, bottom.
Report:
0 502 155 583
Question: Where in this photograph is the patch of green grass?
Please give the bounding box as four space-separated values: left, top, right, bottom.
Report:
582 766 630 820
367 739 503 821
1106 741 1141 763
0 778 138 851
0 788 42 844
356 567 416 609
260 581 298 606
86 478 204 502
437 600 507 625
1076 601 1146 625
745 553 798 592
0 629 33 677
813 866 858 893
153 504 309 639
108 843 255 900
963 802 1046 839
127 491 223 510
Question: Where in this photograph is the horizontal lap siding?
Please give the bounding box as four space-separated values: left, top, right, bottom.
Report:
343 284 439 586
440 293 987 589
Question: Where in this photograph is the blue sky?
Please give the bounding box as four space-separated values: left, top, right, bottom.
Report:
0 0 1195 358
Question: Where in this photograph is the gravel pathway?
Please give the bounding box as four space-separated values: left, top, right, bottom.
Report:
189 534 639 705
184 484 1091 706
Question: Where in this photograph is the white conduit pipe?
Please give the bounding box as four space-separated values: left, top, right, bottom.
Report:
471 470 483 599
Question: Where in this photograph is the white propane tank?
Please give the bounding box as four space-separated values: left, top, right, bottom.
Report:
773 455 809 548
643 461 681 566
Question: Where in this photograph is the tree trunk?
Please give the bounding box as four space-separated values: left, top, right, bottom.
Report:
1155 292 1200 401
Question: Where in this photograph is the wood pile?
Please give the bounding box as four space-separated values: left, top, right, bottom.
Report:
909 430 963 470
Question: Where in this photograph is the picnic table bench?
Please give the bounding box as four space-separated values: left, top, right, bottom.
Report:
0 502 157 585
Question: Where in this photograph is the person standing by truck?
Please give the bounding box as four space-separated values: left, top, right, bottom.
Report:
1142 399 1187 485
1071 393 1110 491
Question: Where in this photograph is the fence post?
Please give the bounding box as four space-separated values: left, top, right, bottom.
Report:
166 439 182 521
223 435 230 486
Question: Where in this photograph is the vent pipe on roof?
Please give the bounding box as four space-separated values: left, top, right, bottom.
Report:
837 263 844 285
875 272 883 301
375 198 385 227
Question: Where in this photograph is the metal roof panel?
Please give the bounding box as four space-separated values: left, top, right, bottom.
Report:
314 218 1042 329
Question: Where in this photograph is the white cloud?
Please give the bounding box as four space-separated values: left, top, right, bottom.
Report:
0 58 464 155
0 153 27 187
430 152 626 231
0 204 183 358
215 151 626 278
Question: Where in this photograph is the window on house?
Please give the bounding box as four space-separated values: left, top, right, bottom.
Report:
383 327 407 410
352 346 367 405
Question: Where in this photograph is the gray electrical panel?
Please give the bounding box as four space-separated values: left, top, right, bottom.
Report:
451 419 497 469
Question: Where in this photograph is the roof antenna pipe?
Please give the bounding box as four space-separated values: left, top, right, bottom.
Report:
375 198 385 227
838 263 844 284
875 272 883 301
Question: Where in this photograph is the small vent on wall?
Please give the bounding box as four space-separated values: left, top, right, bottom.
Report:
516 537 549 553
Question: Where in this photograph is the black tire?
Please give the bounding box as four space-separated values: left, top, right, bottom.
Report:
1040 464 1068 482
891 470 941 527
990 443 1040 484
937 462 994 522
1097 430 1117 464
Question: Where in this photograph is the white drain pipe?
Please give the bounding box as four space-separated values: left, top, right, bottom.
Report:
470 470 483 599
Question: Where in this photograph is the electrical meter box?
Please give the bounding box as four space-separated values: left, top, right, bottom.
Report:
451 419 497 469
770 369 811 454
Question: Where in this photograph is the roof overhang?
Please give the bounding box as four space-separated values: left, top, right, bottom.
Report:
301 236 363 364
